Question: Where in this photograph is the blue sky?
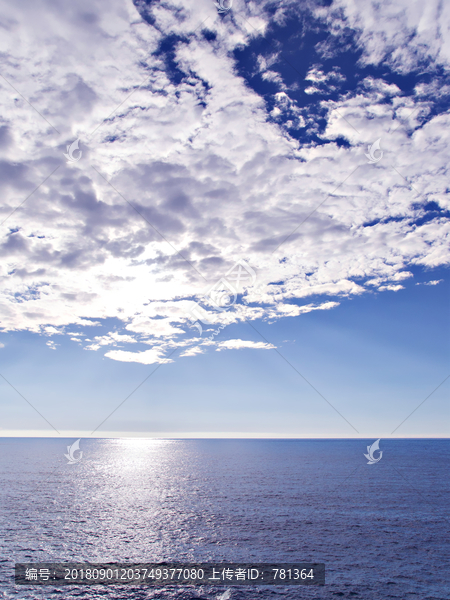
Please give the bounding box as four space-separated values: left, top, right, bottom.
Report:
0 0 449 437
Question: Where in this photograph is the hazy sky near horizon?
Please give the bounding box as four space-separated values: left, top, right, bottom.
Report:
0 0 449 437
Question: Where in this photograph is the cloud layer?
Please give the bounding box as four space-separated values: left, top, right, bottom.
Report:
0 0 449 364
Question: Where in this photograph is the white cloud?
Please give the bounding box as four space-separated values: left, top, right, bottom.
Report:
265 301 340 320
0 0 448 364
179 346 205 357
104 348 175 365
321 0 450 73
44 326 64 336
126 318 185 338
378 284 405 292
84 331 138 351
304 66 345 95
416 279 443 286
215 339 276 352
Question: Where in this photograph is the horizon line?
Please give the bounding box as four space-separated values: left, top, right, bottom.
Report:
0 432 449 440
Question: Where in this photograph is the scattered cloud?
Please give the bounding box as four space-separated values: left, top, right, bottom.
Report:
416 279 444 286
378 284 405 292
215 340 276 352
104 348 175 365
326 0 450 73
180 346 205 358
304 66 345 95
85 332 138 351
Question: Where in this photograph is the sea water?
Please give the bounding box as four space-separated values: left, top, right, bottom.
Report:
0 438 449 599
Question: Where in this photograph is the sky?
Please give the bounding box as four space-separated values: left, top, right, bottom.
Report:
0 0 449 438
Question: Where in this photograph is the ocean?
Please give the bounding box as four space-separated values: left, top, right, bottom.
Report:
0 438 449 599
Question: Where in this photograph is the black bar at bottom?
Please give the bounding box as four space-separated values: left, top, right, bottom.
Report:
15 562 325 585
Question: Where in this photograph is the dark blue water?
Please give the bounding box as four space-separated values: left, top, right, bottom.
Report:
1 438 449 599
